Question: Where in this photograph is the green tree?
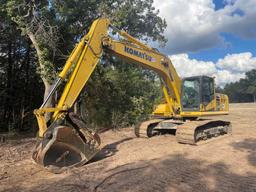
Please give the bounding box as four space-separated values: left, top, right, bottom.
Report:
222 69 256 103
5 0 59 115
51 0 167 128
3 0 167 130
245 70 256 102
0 2 43 132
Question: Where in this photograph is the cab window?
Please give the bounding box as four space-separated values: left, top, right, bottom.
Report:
182 79 200 110
202 77 214 104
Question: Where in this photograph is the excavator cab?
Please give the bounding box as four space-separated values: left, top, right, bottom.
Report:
181 76 215 112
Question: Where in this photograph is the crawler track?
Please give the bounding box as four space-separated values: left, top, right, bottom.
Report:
135 118 232 145
135 119 164 138
176 119 232 145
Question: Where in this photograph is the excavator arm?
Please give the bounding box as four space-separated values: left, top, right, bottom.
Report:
53 19 181 121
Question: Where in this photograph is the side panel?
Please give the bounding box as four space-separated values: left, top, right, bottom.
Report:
215 93 229 112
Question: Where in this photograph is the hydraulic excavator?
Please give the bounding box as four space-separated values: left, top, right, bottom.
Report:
32 18 231 172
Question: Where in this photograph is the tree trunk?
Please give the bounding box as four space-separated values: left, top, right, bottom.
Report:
27 32 53 121
5 42 13 132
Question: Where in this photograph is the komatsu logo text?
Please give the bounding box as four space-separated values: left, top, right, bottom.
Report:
124 46 155 62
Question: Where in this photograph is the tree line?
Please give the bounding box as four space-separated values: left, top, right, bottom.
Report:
217 69 256 103
0 0 166 133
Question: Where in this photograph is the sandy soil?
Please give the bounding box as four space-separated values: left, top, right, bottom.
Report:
1 103 256 192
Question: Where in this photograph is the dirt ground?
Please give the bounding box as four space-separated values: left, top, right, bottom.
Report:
1 103 256 192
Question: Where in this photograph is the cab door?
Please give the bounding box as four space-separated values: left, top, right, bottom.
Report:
201 76 215 111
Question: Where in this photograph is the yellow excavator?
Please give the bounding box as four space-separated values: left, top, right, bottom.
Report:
32 18 231 172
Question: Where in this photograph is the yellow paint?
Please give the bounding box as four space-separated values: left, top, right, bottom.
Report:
34 107 67 137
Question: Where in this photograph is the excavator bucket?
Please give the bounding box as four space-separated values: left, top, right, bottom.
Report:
32 113 101 173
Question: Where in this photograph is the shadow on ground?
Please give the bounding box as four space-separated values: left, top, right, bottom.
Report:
231 138 256 167
154 128 176 136
90 137 134 163
3 152 256 192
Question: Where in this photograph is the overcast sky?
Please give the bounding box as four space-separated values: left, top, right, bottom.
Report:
153 0 256 87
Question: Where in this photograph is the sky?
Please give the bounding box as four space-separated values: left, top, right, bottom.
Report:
153 0 256 87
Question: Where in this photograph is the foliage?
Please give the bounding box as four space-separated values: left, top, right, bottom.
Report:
0 0 166 132
218 69 256 103
5 0 59 82
0 2 43 132
80 60 161 128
